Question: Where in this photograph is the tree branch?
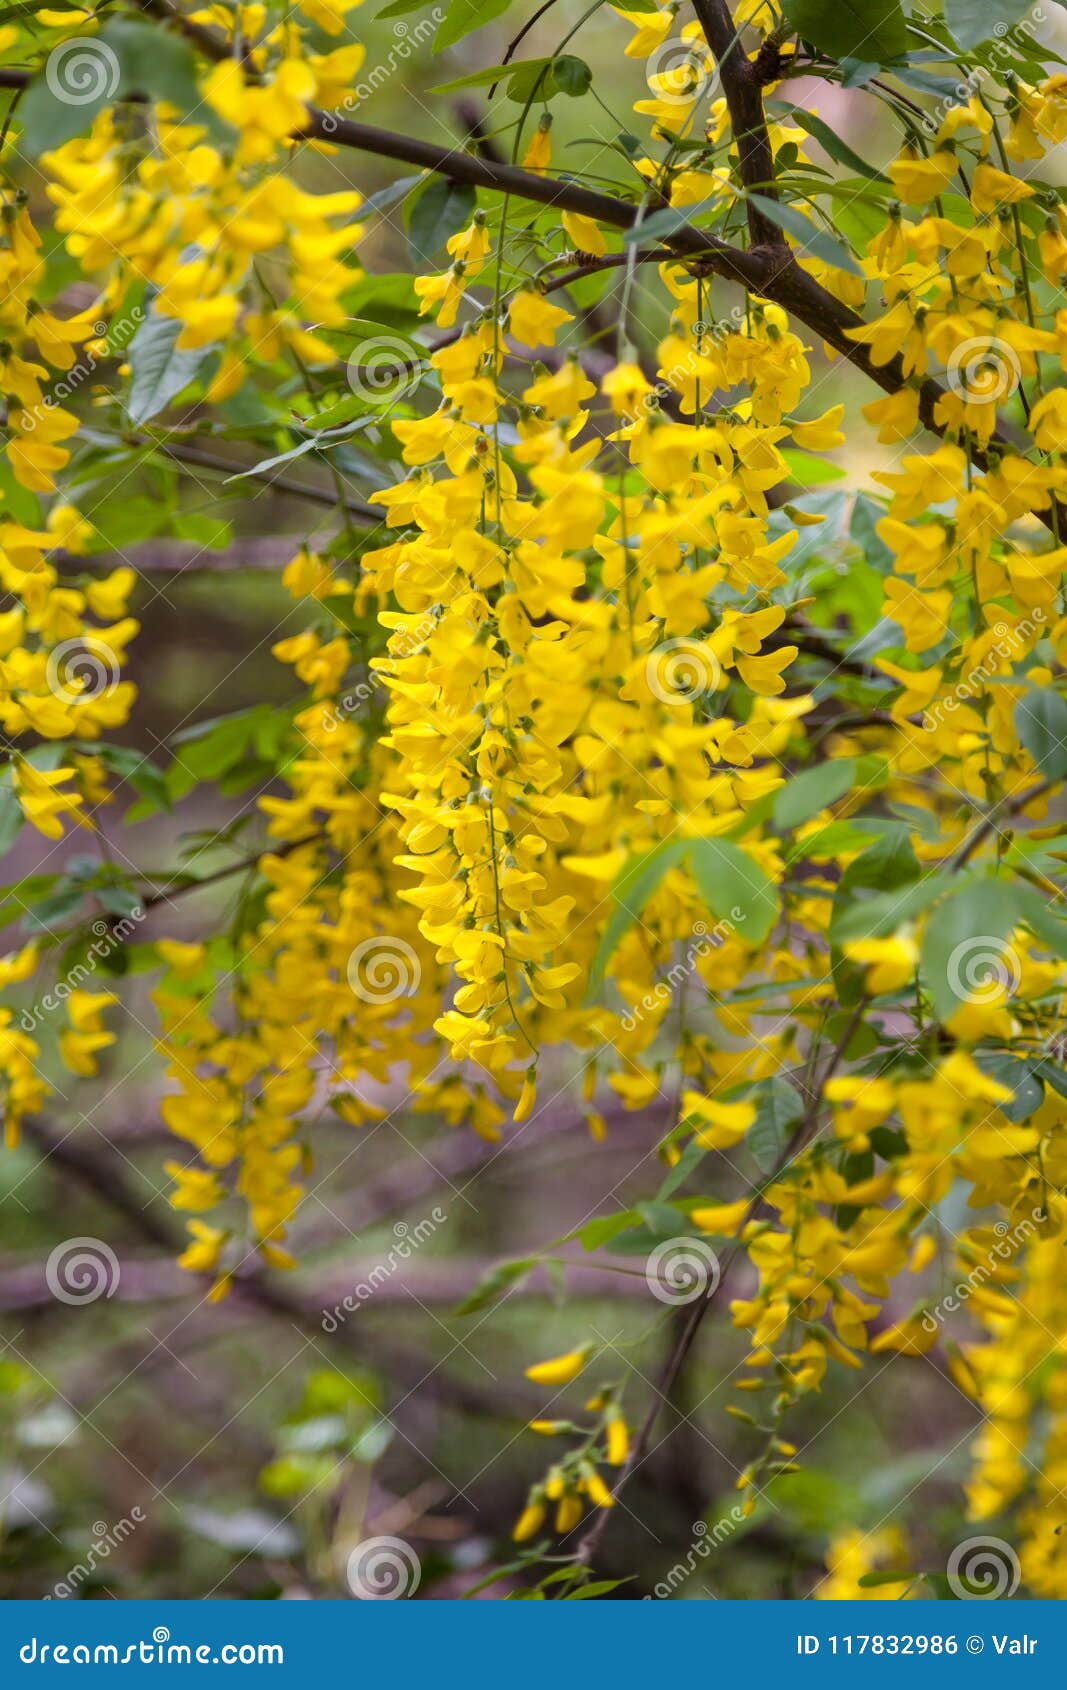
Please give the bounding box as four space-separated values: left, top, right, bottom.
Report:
690 0 782 245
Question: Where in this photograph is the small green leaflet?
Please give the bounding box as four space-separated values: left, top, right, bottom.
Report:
746 1078 804 1174
785 108 890 184
945 0 1033 50
407 178 477 261
126 309 212 426
454 1257 534 1316
1014 688 1067 780
781 447 847 485
747 195 864 277
688 837 779 944
589 839 686 987
434 0 515 54
18 17 209 154
780 0 909 64
622 197 726 245
832 875 950 944
773 760 858 831
973 1052 1043 1122
920 879 1019 1022
589 836 779 988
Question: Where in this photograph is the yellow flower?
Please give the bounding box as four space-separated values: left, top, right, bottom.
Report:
508 290 572 350
525 1346 591 1386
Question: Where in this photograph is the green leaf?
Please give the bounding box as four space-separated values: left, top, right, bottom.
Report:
454 1257 533 1316
635 1200 686 1239
773 760 857 832
687 837 779 945
578 1210 640 1252
0 767 23 858
781 447 846 485
551 55 592 96
921 879 1019 1022
945 0 1033 50
780 0 908 63
407 177 477 261
430 58 551 93
564 1579 626 1599
746 1078 804 1174
434 0 514 53
1014 882 1067 963
1015 688 1067 779
623 197 724 245
973 1052 1043 1122
857 1569 917 1589
747 194 864 276
785 108 889 183
832 875 950 944
589 839 687 987
18 17 208 154
228 437 323 480
126 309 211 425
655 1137 709 1200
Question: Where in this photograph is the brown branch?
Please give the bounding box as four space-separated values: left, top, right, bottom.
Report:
19 1118 538 1422
0 1251 657 1311
153 439 384 523
2 30 1050 519
575 999 867 1570
690 0 782 245
949 777 1057 871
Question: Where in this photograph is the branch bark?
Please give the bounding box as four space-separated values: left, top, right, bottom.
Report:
690 0 782 245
